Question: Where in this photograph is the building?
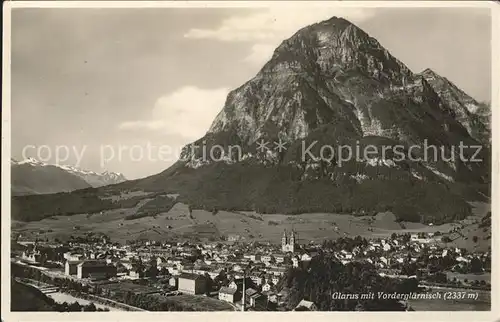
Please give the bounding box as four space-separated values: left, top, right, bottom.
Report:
268 266 287 276
261 254 273 263
294 299 317 311
22 251 42 263
63 252 84 261
169 276 178 289
262 282 273 292
77 260 117 279
65 260 82 276
219 286 241 303
245 288 265 307
156 256 167 266
273 254 286 263
281 230 299 253
228 277 252 292
129 269 143 279
244 254 261 262
178 273 207 295
249 275 264 286
227 234 242 242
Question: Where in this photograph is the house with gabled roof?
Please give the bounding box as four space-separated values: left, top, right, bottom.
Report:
178 273 207 295
294 299 317 311
219 286 241 303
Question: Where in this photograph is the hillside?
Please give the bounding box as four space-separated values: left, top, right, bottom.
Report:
11 279 55 311
11 16 490 227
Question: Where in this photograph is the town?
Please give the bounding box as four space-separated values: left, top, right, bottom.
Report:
11 228 491 312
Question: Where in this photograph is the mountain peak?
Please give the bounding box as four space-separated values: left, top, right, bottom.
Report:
208 15 415 144
17 157 47 166
419 68 443 79
421 67 437 74
317 15 353 28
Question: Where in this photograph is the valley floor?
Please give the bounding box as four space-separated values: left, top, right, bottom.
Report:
13 201 491 252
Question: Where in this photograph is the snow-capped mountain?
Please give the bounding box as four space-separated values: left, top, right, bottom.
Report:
55 164 127 187
11 158 127 195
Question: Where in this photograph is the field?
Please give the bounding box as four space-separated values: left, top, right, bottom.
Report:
47 292 123 311
100 282 160 296
150 294 235 311
439 202 491 252
13 195 490 250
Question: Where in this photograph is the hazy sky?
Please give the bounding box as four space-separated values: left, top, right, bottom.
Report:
11 6 492 179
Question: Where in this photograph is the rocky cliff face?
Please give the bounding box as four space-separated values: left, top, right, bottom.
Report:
181 17 489 185
208 17 414 144
418 68 491 145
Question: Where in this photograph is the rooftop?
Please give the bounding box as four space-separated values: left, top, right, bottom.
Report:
179 273 204 280
219 287 237 295
77 260 109 267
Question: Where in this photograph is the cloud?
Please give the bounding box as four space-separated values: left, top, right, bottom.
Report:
185 8 376 66
120 9 377 141
244 43 277 65
118 86 229 142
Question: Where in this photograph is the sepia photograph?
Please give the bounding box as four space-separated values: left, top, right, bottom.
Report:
2 1 498 318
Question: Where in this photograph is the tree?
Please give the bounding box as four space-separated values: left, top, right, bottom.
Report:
428 272 447 284
124 291 133 304
472 236 478 243
285 254 416 311
470 257 483 273
145 265 158 278
68 301 82 312
401 262 417 276
441 236 452 243
204 273 214 294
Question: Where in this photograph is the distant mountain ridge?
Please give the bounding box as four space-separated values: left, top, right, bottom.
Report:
11 158 127 195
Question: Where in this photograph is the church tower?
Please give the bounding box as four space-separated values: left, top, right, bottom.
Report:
289 230 296 253
281 230 288 252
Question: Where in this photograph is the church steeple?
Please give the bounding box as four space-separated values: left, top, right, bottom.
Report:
281 230 287 249
282 229 297 253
